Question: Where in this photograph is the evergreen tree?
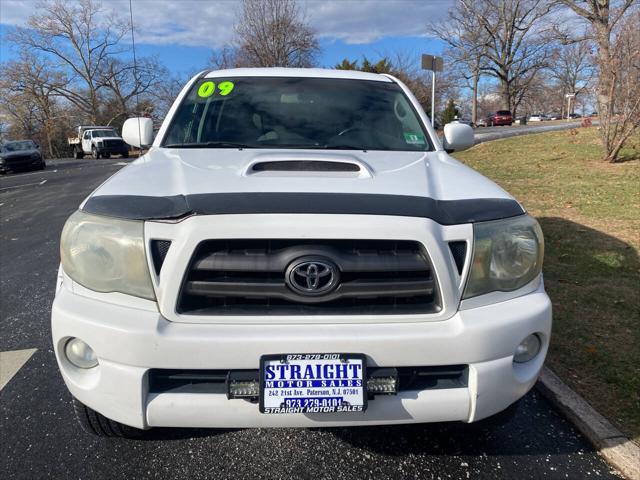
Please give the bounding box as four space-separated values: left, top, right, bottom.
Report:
441 99 460 125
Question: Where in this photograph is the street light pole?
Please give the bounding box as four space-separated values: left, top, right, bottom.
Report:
422 54 444 127
565 93 576 120
431 70 436 125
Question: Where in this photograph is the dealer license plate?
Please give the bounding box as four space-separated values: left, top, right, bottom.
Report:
259 353 367 414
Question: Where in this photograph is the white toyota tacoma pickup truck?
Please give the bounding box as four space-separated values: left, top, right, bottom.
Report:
52 68 551 438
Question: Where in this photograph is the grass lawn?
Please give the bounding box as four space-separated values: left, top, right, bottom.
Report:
454 127 640 442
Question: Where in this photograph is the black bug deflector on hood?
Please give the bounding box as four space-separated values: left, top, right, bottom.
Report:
82 192 525 225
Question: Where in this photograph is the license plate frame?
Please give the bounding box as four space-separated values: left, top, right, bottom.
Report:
259 353 367 414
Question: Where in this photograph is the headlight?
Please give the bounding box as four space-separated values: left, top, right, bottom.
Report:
60 210 155 300
463 215 543 299
31 153 40 159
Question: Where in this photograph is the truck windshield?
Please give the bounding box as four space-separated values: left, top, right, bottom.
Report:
162 77 432 151
92 130 117 138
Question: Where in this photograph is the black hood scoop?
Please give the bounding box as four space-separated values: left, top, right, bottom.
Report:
249 160 361 173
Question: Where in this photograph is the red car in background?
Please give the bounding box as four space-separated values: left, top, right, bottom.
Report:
487 110 513 126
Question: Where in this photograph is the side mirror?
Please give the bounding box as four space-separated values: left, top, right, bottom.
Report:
442 123 474 153
122 117 154 148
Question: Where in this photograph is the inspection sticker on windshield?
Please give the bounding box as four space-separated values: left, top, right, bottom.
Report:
260 354 367 414
404 132 425 144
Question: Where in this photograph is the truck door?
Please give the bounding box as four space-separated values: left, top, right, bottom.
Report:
82 131 92 153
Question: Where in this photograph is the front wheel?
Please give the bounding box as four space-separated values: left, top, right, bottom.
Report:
72 397 145 438
39 161 46 170
122 151 129 158
92 146 100 159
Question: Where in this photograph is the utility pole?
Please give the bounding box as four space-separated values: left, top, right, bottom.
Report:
421 54 444 127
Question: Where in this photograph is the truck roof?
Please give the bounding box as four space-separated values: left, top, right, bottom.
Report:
203 68 393 83
75 125 115 131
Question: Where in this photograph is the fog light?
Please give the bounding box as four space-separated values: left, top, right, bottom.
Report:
514 334 541 363
227 371 259 399
367 368 398 395
64 338 98 369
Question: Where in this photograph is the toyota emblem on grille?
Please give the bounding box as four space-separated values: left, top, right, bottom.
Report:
286 257 340 296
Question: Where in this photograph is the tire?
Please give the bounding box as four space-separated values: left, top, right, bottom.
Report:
39 161 46 170
92 146 100 159
74 147 84 159
72 397 145 438
122 151 129 158
103 153 111 159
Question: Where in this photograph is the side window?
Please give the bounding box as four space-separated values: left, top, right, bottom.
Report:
83 131 90 140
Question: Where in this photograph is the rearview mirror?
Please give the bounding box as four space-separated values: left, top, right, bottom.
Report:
442 123 474 153
122 117 154 148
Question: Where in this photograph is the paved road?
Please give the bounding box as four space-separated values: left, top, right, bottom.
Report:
473 121 592 144
0 159 622 479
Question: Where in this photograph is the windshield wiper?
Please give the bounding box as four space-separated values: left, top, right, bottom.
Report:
321 144 367 151
164 141 255 149
260 143 366 150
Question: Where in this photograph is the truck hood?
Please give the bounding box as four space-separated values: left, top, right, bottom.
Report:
91 148 513 199
1 149 39 159
82 148 523 224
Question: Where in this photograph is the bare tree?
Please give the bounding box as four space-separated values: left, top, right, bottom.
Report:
548 40 595 116
0 93 40 140
233 0 319 67
209 45 242 70
428 1 489 124
557 0 639 162
458 0 555 117
9 0 129 123
101 57 165 124
518 71 559 114
0 52 65 156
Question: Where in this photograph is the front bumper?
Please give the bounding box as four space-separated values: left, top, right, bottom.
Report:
96 144 128 155
0 157 42 171
52 282 552 429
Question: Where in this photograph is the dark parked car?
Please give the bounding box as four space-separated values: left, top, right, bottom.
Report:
0 140 46 173
487 110 513 126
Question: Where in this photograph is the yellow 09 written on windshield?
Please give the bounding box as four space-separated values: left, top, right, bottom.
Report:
197 81 235 98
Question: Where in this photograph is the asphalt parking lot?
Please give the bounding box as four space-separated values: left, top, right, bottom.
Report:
0 158 622 479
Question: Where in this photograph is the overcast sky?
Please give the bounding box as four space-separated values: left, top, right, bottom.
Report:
0 0 451 72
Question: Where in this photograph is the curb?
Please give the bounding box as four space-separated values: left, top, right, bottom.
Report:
537 367 640 480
